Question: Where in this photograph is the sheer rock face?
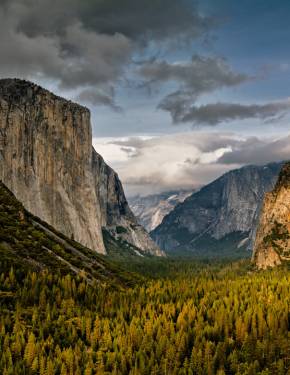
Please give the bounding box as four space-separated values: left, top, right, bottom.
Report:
0 79 162 256
253 162 290 269
92 150 164 256
152 163 283 254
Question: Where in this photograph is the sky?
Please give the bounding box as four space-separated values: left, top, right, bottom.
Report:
1 0 290 196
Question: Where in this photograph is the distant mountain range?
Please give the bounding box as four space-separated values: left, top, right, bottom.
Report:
129 190 193 232
151 162 284 257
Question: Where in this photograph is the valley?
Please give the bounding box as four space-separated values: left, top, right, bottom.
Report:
0 79 289 375
1 0 290 373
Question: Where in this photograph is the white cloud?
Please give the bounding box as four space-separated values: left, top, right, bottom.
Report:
93 132 290 197
93 133 240 196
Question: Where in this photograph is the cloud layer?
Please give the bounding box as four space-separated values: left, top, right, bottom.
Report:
8 0 214 42
2 0 288 127
0 0 215 107
93 132 290 196
0 6 131 87
159 99 290 125
139 55 290 127
139 55 249 95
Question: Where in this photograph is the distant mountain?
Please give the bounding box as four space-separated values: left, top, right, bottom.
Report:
151 162 284 257
0 79 163 257
0 181 136 288
129 191 193 232
253 162 290 269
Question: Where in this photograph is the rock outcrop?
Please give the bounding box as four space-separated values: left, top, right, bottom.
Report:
92 150 163 256
152 162 283 256
0 78 163 256
129 190 193 232
253 162 290 269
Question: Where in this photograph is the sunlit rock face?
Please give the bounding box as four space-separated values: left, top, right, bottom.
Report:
253 162 290 269
0 78 163 256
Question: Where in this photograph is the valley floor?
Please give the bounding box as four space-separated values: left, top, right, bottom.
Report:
0 258 289 374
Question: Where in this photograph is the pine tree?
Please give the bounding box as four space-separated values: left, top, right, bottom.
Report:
24 332 36 367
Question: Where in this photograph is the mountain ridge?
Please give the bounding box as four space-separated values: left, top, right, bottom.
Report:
152 161 284 256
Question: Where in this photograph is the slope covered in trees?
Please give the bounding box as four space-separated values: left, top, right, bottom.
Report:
0 176 289 374
0 259 289 374
0 181 136 288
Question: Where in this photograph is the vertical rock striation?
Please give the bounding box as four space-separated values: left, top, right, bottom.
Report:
0 78 162 256
253 162 290 269
152 162 283 255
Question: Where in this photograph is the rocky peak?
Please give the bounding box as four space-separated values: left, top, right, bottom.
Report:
253 161 290 269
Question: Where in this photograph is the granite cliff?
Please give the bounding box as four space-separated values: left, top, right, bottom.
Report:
253 162 290 269
151 162 283 256
0 78 162 256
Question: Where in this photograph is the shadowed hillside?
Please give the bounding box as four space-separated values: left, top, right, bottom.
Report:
0 181 137 289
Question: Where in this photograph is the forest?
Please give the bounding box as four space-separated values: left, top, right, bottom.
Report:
0 258 289 375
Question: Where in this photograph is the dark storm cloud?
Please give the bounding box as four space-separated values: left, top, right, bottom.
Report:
0 12 131 87
0 0 215 107
9 0 215 42
159 99 290 125
139 55 249 96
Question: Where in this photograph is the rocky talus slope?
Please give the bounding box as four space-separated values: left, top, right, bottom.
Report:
253 162 290 269
152 162 283 256
0 79 163 256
